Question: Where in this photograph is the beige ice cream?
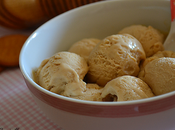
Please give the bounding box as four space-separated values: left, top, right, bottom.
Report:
74 84 103 101
36 52 88 97
87 34 146 86
139 50 175 71
35 24 169 101
118 25 165 57
68 38 101 61
138 58 175 95
101 76 154 101
153 50 175 58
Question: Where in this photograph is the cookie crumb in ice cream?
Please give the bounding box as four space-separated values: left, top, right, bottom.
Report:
74 84 103 101
35 24 175 102
101 76 154 101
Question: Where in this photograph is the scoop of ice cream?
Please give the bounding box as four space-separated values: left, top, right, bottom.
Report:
68 38 101 61
87 34 146 86
37 51 88 80
36 52 88 97
74 84 103 101
138 58 175 95
139 50 175 71
153 50 175 58
101 76 154 101
118 25 165 57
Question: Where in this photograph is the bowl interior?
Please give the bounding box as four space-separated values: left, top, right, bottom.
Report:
20 0 171 104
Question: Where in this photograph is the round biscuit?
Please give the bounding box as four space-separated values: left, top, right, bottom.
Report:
0 34 28 66
0 66 5 72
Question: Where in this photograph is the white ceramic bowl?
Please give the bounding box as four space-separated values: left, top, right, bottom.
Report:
19 1 174 130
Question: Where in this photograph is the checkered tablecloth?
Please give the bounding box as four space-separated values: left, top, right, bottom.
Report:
0 68 63 130
0 25 64 130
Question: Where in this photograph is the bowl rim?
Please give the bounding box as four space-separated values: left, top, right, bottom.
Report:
19 0 173 107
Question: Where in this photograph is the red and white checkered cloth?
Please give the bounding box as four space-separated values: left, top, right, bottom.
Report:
0 68 63 130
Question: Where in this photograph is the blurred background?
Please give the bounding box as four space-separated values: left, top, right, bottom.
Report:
0 0 104 31
0 0 105 71
0 1 171 130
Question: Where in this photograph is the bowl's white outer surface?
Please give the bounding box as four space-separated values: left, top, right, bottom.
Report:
32 93 175 130
19 0 174 130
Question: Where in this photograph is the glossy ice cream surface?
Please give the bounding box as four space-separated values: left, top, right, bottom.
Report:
87 34 146 86
35 25 174 101
118 25 165 57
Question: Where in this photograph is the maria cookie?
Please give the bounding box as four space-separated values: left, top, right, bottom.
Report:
0 34 28 67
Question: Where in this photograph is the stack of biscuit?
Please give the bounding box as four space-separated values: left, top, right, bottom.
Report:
0 0 102 29
0 0 102 73
0 34 28 72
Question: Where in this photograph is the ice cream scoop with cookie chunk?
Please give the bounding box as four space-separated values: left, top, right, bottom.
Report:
118 25 165 57
36 52 88 97
101 76 154 102
87 34 146 86
74 84 103 101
